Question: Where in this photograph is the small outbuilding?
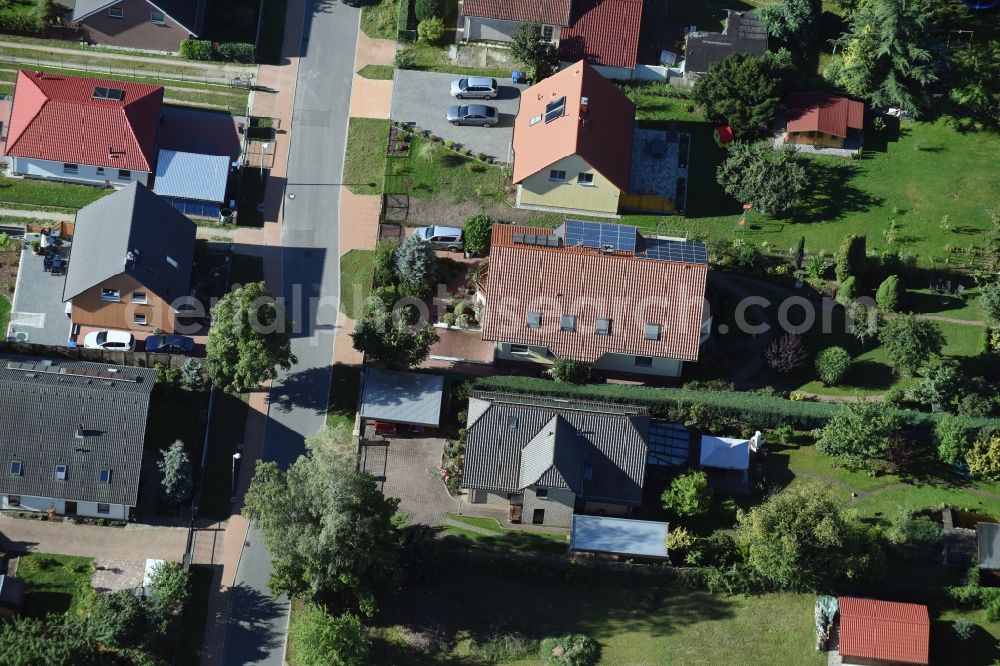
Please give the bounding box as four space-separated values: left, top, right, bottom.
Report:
837 597 930 666
360 368 445 430
570 514 669 560
0 575 24 618
699 431 761 486
153 149 230 219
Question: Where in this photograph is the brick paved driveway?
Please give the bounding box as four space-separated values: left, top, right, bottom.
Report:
359 435 457 526
391 70 526 161
0 514 187 561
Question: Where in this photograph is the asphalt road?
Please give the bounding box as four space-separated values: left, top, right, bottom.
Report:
391 70 525 161
220 1 359 664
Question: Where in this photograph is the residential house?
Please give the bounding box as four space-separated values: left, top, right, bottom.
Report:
63 182 196 335
479 220 711 378
152 149 231 219
462 392 650 528
837 597 930 666
558 0 644 77
782 92 865 150
71 0 207 53
459 0 572 44
512 60 634 217
4 70 162 187
682 10 768 81
0 358 156 520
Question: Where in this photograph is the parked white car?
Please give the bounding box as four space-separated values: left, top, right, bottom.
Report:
83 330 135 351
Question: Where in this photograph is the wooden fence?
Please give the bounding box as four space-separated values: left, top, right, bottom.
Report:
0 341 196 369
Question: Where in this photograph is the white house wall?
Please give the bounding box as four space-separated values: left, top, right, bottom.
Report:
593 353 683 377
11 157 150 187
3 494 128 520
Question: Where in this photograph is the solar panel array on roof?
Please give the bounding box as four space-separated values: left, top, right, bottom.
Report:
562 220 638 253
639 238 708 264
512 233 560 248
648 422 690 466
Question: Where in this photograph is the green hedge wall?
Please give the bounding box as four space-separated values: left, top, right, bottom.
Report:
473 375 1000 433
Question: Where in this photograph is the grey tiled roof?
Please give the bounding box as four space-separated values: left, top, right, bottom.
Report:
463 393 649 505
360 368 445 427
63 182 196 303
684 10 768 74
0 358 156 508
73 0 206 34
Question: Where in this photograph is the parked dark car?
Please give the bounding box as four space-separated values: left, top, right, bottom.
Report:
446 104 500 127
145 334 195 354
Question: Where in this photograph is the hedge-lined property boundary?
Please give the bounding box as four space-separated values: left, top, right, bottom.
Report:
474 375 1000 432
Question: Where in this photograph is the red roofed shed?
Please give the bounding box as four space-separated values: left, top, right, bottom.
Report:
5 70 163 184
784 92 864 149
558 0 645 70
838 597 930 665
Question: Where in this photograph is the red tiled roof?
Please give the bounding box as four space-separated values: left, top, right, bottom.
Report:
512 60 635 191
5 70 163 172
481 225 708 363
461 0 572 26
559 0 644 69
838 597 930 665
785 92 864 138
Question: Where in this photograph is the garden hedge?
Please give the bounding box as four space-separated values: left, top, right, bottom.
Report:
218 42 255 63
474 375 1000 433
0 13 48 36
180 39 213 61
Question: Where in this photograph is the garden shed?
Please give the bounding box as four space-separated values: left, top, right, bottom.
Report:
569 515 669 560
360 368 445 430
698 431 762 486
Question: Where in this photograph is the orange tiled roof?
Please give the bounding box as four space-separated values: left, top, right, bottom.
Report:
838 597 930 666
559 0 644 69
512 60 635 191
481 224 708 363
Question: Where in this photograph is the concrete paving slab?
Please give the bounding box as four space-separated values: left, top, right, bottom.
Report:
8 234 73 347
391 70 525 162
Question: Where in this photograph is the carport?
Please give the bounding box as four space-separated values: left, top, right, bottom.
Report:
360 367 445 431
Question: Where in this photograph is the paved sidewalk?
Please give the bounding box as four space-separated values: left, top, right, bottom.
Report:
0 207 74 222
0 514 187 561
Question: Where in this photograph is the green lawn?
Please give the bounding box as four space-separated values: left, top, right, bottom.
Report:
358 64 395 80
443 514 568 554
360 0 399 40
373 563 823 665
344 118 390 195
175 565 214 664
0 295 10 339
448 513 503 532
0 172 108 210
328 364 361 430
17 553 95 618
386 135 505 201
907 287 985 322
402 42 512 79
339 249 374 320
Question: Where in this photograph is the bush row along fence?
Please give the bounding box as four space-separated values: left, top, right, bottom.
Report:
180 39 255 64
0 341 199 370
397 0 416 42
473 375 1000 434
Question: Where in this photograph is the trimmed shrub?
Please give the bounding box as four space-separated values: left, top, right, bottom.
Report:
982 283 1000 325
0 13 47 35
218 42 256 63
373 239 399 287
815 346 851 386
875 274 906 311
180 39 214 61
414 0 444 20
416 16 445 44
835 234 866 282
540 634 600 666
394 50 416 69
397 0 412 34
463 214 492 256
953 618 977 642
662 471 713 517
836 275 859 305
959 393 994 417
552 358 589 385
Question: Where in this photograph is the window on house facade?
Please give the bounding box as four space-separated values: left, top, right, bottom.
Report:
97 503 110 514
634 356 653 367
99 469 111 484
54 464 67 481
109 6 123 17
7 495 19 507
9 460 21 476
150 10 165 22
101 288 121 302
118 169 131 180
536 488 548 499
63 163 78 174
131 291 147 304
549 170 566 182
133 312 147 325
96 167 105 175
509 344 528 353
577 173 594 186
541 25 555 41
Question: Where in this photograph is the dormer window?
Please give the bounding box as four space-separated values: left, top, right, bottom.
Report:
644 323 661 341
526 311 542 329
595 318 611 336
560 315 576 332
9 460 22 476
54 464 67 481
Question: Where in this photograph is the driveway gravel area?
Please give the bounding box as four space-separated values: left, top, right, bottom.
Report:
391 70 526 161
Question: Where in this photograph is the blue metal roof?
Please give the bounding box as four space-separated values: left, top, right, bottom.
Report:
570 515 669 559
153 149 229 203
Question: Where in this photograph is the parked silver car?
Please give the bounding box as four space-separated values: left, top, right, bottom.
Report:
446 104 500 127
449 76 498 100
414 225 464 251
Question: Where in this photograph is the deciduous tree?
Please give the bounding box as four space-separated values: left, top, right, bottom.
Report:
413 0 444 20
765 333 809 374
695 53 790 139
146 562 190 623
756 0 822 45
552 358 590 384
243 424 403 614
0 616 99 666
981 283 1000 325
934 414 972 466
287 606 369 666
880 314 943 376
966 434 1000 481
948 41 1000 129
661 470 713 517
907 358 967 409
88 590 147 648
463 214 493 257
351 296 438 369
715 141 808 217
206 282 296 392
510 20 559 81
817 400 902 469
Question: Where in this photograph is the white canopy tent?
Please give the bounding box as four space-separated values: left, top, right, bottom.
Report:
699 431 762 484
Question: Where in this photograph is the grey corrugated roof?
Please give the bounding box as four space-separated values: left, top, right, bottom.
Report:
570 514 669 558
519 416 584 491
684 10 768 74
0 358 155 508
463 393 649 505
360 368 444 427
153 150 229 203
73 0 205 35
980 522 1000 570
63 182 196 303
